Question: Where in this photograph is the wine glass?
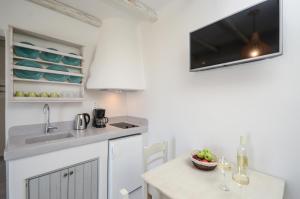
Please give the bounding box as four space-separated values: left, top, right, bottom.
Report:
218 156 232 191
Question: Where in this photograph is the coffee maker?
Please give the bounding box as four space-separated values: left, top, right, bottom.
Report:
92 109 109 128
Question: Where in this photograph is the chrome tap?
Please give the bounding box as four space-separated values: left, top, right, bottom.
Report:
43 104 57 134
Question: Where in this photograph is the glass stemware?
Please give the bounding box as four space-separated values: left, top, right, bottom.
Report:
218 156 232 191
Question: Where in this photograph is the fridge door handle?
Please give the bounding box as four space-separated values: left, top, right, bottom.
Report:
111 144 121 159
111 144 115 160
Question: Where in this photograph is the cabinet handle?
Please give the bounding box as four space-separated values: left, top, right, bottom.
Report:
69 171 74 176
63 173 68 178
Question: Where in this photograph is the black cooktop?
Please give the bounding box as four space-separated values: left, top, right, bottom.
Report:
110 122 139 129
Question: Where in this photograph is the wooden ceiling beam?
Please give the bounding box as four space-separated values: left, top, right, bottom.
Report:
27 0 102 27
110 0 158 22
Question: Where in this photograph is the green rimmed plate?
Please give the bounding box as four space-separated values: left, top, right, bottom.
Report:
62 53 81 66
40 48 63 63
44 73 69 82
44 64 69 82
15 60 41 68
68 76 82 84
14 60 43 80
46 64 69 72
14 42 40 59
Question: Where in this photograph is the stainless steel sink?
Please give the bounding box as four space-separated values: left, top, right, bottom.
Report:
25 133 74 144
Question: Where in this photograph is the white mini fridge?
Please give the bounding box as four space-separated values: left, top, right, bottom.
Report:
108 134 143 199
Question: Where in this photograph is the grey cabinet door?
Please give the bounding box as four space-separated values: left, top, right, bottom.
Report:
50 172 61 199
27 159 98 199
83 162 92 199
28 171 63 199
61 169 69 199
91 160 98 199
75 165 84 199
39 175 50 199
28 178 39 199
68 167 75 199
73 162 98 199
82 160 98 199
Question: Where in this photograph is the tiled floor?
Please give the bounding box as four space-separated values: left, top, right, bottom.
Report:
0 157 5 199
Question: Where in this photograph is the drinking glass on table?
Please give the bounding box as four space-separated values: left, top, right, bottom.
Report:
218 156 232 191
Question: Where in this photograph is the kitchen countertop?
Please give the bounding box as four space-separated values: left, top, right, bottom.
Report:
4 116 148 161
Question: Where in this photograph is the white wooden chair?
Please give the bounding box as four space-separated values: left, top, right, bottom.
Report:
143 141 168 199
119 141 168 199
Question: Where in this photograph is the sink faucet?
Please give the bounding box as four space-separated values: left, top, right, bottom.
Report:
43 104 57 134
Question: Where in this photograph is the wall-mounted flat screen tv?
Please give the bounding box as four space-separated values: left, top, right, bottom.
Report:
190 0 282 71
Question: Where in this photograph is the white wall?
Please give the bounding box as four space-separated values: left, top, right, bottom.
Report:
127 0 300 198
0 0 128 136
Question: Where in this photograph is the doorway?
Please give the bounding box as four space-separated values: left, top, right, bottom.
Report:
0 34 6 199
0 36 5 157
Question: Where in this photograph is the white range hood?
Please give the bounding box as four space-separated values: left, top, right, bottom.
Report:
87 18 145 90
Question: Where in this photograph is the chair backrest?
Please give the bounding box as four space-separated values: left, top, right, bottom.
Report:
120 188 129 199
143 141 168 172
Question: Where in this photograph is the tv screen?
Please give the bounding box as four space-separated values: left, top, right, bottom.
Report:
190 0 282 71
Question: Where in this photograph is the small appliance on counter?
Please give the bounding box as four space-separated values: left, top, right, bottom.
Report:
74 113 90 130
92 108 109 128
110 122 139 129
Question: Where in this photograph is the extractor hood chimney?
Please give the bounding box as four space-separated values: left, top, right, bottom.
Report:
86 18 145 90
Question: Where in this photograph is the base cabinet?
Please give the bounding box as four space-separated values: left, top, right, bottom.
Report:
27 159 98 199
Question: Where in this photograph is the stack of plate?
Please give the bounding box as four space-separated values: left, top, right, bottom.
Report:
14 42 82 84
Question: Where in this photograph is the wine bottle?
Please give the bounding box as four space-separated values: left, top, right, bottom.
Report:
237 136 248 171
233 136 249 185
